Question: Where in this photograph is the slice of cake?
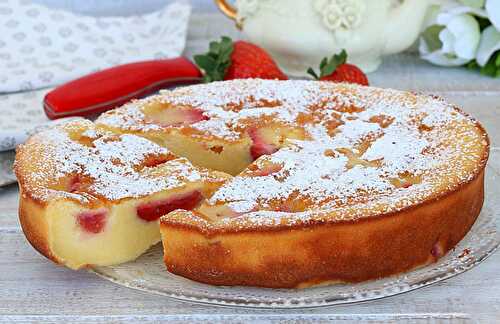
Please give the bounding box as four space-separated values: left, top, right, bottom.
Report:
15 120 228 269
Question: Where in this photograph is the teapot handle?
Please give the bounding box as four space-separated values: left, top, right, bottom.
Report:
214 0 242 28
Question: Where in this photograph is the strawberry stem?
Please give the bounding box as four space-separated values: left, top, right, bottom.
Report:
307 49 348 79
194 36 234 83
307 68 320 80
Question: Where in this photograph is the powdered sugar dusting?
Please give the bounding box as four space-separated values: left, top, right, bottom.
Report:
20 120 214 202
23 80 488 227
157 80 485 225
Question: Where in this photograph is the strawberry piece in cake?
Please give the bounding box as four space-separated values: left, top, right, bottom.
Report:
77 209 107 234
248 127 278 160
143 103 209 127
137 191 203 222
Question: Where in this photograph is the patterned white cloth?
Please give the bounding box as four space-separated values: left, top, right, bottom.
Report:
0 88 66 151
0 0 191 93
0 87 88 151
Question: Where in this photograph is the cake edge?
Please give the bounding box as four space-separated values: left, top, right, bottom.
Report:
160 168 486 288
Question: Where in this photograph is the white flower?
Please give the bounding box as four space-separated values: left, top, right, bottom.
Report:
420 9 481 66
314 0 365 31
475 0 500 66
485 0 500 31
435 3 487 23
476 25 500 65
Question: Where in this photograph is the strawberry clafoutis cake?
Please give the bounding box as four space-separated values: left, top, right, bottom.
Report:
16 80 489 288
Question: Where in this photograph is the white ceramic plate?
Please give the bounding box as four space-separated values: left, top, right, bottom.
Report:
90 152 500 309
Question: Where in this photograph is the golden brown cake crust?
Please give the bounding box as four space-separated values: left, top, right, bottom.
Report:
161 169 485 288
18 191 60 264
154 80 489 288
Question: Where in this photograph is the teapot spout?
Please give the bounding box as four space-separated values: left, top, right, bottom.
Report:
384 0 430 54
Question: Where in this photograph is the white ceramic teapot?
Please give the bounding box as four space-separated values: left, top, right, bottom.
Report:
215 0 430 75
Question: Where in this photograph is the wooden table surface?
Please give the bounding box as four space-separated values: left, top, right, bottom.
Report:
1 14 500 323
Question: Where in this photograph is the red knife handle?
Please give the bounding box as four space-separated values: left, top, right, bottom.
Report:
44 57 202 119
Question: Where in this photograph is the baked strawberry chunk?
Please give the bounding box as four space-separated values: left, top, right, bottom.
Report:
250 142 277 161
145 107 209 127
69 176 81 193
136 191 203 222
68 174 93 193
248 128 277 160
179 109 210 125
77 209 107 234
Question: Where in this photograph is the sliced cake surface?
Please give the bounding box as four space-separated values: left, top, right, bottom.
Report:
15 120 228 269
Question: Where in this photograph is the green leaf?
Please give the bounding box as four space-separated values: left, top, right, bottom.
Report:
193 36 235 83
476 51 500 78
321 58 338 77
319 58 327 70
463 51 500 78
220 36 232 45
480 59 497 76
422 25 445 52
495 52 500 67
336 50 348 65
209 41 220 55
307 67 320 80
466 60 479 70
219 42 234 62
477 16 492 31
318 49 348 78
193 55 216 71
221 37 233 48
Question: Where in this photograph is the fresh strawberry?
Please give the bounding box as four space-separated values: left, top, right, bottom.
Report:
136 191 203 222
194 36 288 82
307 50 369 86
